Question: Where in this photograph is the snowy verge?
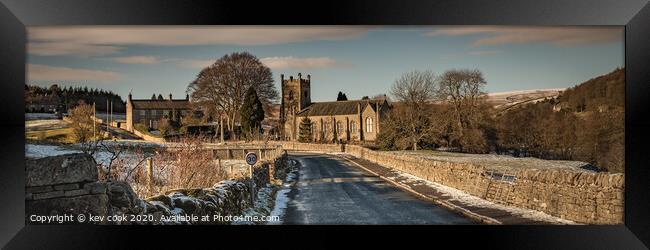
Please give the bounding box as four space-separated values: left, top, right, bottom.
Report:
333 152 577 225
231 185 278 225
267 159 299 225
387 167 578 225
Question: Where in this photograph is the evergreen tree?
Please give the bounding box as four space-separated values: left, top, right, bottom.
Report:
337 91 348 101
298 117 313 143
239 87 265 137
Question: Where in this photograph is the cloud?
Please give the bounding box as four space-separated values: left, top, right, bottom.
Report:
111 56 160 64
467 50 503 56
28 26 372 56
175 56 349 70
260 57 349 69
175 59 216 69
28 64 122 81
426 26 623 46
28 42 121 56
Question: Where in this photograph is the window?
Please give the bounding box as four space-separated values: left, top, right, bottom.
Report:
366 117 373 133
350 121 356 134
336 121 343 135
139 110 145 116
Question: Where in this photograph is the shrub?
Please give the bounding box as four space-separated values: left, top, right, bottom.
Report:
297 117 313 143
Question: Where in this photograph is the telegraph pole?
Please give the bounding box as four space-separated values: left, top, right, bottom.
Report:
110 100 113 126
220 114 224 143
93 102 96 141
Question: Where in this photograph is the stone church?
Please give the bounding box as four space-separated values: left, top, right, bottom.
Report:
280 73 390 142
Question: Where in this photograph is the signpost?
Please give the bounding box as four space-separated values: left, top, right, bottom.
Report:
245 152 258 204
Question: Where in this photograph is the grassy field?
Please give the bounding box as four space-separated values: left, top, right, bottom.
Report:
25 127 77 144
26 119 110 144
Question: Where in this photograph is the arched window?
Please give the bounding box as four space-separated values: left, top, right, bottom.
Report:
366 117 373 133
336 121 343 135
350 121 356 134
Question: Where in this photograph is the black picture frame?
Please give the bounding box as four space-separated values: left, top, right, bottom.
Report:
1 0 649 249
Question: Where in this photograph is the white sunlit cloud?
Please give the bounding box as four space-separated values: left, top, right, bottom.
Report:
111 56 161 64
28 64 122 81
426 26 623 47
28 42 121 57
175 59 216 69
27 26 373 56
175 56 350 70
260 57 350 70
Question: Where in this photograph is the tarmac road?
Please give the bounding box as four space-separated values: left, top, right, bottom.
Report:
281 152 474 225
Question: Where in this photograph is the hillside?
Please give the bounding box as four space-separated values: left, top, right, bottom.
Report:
555 67 624 112
486 88 566 112
496 68 625 173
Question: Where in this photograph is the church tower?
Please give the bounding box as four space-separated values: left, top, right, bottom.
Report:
280 73 311 140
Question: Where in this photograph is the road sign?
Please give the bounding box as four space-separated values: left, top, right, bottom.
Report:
245 152 258 204
245 152 258 166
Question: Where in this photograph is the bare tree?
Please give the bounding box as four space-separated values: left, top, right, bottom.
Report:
391 70 437 108
437 69 488 143
68 101 101 155
389 70 438 150
187 52 278 135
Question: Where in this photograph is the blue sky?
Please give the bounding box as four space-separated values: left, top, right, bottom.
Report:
27 26 623 102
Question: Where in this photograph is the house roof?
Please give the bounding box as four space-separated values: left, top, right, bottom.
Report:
130 99 190 110
296 99 386 117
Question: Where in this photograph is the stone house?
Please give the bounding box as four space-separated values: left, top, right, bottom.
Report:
279 73 390 142
125 93 191 132
26 93 60 113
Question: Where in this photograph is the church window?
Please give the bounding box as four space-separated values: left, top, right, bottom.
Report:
366 117 373 133
337 121 343 135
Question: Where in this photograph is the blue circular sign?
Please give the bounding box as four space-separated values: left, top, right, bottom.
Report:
245 152 258 165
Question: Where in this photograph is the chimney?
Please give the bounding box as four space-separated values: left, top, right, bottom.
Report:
186 94 189 100
290 76 293 81
169 93 173 100
307 74 311 81
151 94 156 100
298 73 302 79
128 93 132 101
281 74 284 82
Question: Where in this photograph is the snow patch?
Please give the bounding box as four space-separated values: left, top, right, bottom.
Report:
25 144 80 158
267 188 290 225
390 150 593 172
267 159 299 225
25 119 68 131
25 113 57 121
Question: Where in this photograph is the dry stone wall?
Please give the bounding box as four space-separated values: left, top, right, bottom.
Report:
26 151 289 225
278 142 624 224
26 154 111 222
